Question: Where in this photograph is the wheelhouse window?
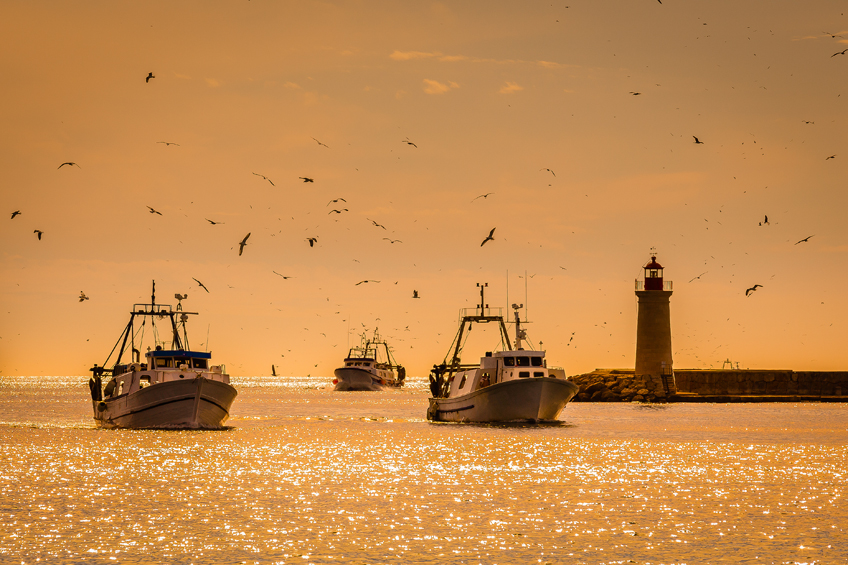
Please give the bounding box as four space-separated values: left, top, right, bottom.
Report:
503 357 515 367
192 359 208 369
531 357 543 367
458 374 467 389
518 371 530 378
534 371 545 377
516 357 530 367
155 358 172 368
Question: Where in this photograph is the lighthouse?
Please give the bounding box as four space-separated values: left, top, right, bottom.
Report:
635 254 675 395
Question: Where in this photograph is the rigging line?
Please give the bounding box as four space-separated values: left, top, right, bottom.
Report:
101 319 132 368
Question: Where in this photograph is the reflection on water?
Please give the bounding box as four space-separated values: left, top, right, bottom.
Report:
0 376 846 563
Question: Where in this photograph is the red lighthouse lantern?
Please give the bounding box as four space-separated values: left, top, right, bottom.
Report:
644 255 664 290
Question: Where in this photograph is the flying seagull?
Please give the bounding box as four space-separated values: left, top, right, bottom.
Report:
252 173 274 186
825 154 836 160
79 291 89 302
540 168 556 177
383 238 402 243
157 141 180 146
355 280 380 285
328 209 348 214
145 72 155 83
238 233 251 256
327 198 347 206
402 139 418 148
272 271 294 279
306 237 318 247
745 284 762 296
480 227 496 246
205 218 224 225
629 91 641 95
795 235 814 245
693 136 704 144
472 193 494 202
761 215 769 226
369 219 387 230
299 177 314 183
11 210 21 219
147 206 162 215
33 230 43 240
412 290 419 298
832 48 848 57
312 137 329 148
192 278 209 293
58 162 80 169
688 271 708 283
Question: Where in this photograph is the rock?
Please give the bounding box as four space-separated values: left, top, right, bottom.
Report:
636 388 650 396
632 395 645 402
576 393 591 402
585 382 608 395
590 390 605 401
599 390 621 402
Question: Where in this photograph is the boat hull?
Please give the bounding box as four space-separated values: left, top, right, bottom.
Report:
92 377 237 429
333 368 396 391
427 377 579 422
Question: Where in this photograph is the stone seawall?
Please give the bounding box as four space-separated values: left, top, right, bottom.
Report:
673 369 848 396
569 368 848 402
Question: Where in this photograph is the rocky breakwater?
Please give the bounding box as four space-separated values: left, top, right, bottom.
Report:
570 369 668 403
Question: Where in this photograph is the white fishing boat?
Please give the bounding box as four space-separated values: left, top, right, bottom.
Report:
88 282 237 429
333 329 406 391
427 283 578 423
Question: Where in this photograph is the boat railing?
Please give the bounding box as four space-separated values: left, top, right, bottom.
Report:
458 306 503 321
634 281 673 291
133 302 173 315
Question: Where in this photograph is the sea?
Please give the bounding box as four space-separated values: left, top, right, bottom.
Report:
0 375 846 565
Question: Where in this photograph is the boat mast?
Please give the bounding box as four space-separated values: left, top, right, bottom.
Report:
512 303 526 350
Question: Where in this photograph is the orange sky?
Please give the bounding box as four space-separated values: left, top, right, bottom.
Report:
1 1 846 377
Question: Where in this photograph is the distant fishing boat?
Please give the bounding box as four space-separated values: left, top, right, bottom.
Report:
427 283 578 422
333 329 406 391
88 281 237 429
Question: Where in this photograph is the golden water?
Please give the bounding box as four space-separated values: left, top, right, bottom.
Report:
0 376 846 564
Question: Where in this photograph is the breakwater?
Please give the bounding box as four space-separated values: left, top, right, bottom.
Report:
570 369 848 402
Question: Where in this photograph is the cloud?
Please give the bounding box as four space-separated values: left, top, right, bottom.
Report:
390 50 441 61
499 81 524 94
205 78 221 88
283 82 302 89
423 79 458 94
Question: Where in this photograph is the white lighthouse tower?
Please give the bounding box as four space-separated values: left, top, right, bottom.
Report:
635 253 675 396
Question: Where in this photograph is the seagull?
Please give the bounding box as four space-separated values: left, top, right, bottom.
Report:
693 136 704 144
145 72 154 82
327 198 347 206
157 141 180 146
369 219 387 230
825 154 836 160
147 206 162 215
745 284 762 296
192 278 209 293
312 137 329 148
205 219 224 225
355 280 380 285
238 232 251 256
402 139 418 148
79 291 89 302
299 177 314 183
629 91 641 95
10 210 21 219
383 238 402 243
328 209 348 214
58 162 80 169
688 271 708 283
412 290 419 298
471 193 494 202
33 230 43 240
832 48 848 57
480 227 496 246
252 173 274 186
306 237 318 247
795 235 814 245
762 215 769 225
272 271 294 279
540 168 556 177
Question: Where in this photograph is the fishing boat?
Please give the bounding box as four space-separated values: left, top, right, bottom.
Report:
87 282 237 429
427 283 578 422
333 329 406 391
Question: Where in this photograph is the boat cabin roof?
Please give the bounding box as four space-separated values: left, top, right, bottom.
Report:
492 350 545 357
146 350 211 359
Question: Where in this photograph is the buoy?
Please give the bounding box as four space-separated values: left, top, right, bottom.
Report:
97 401 107 412
332 379 338 384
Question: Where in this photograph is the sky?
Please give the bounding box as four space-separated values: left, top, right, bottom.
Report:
1 1 846 377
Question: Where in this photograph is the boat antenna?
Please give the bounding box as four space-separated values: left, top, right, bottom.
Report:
205 324 210 353
525 269 528 322
477 281 488 313
505 270 508 317
151 280 156 308
512 303 525 350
